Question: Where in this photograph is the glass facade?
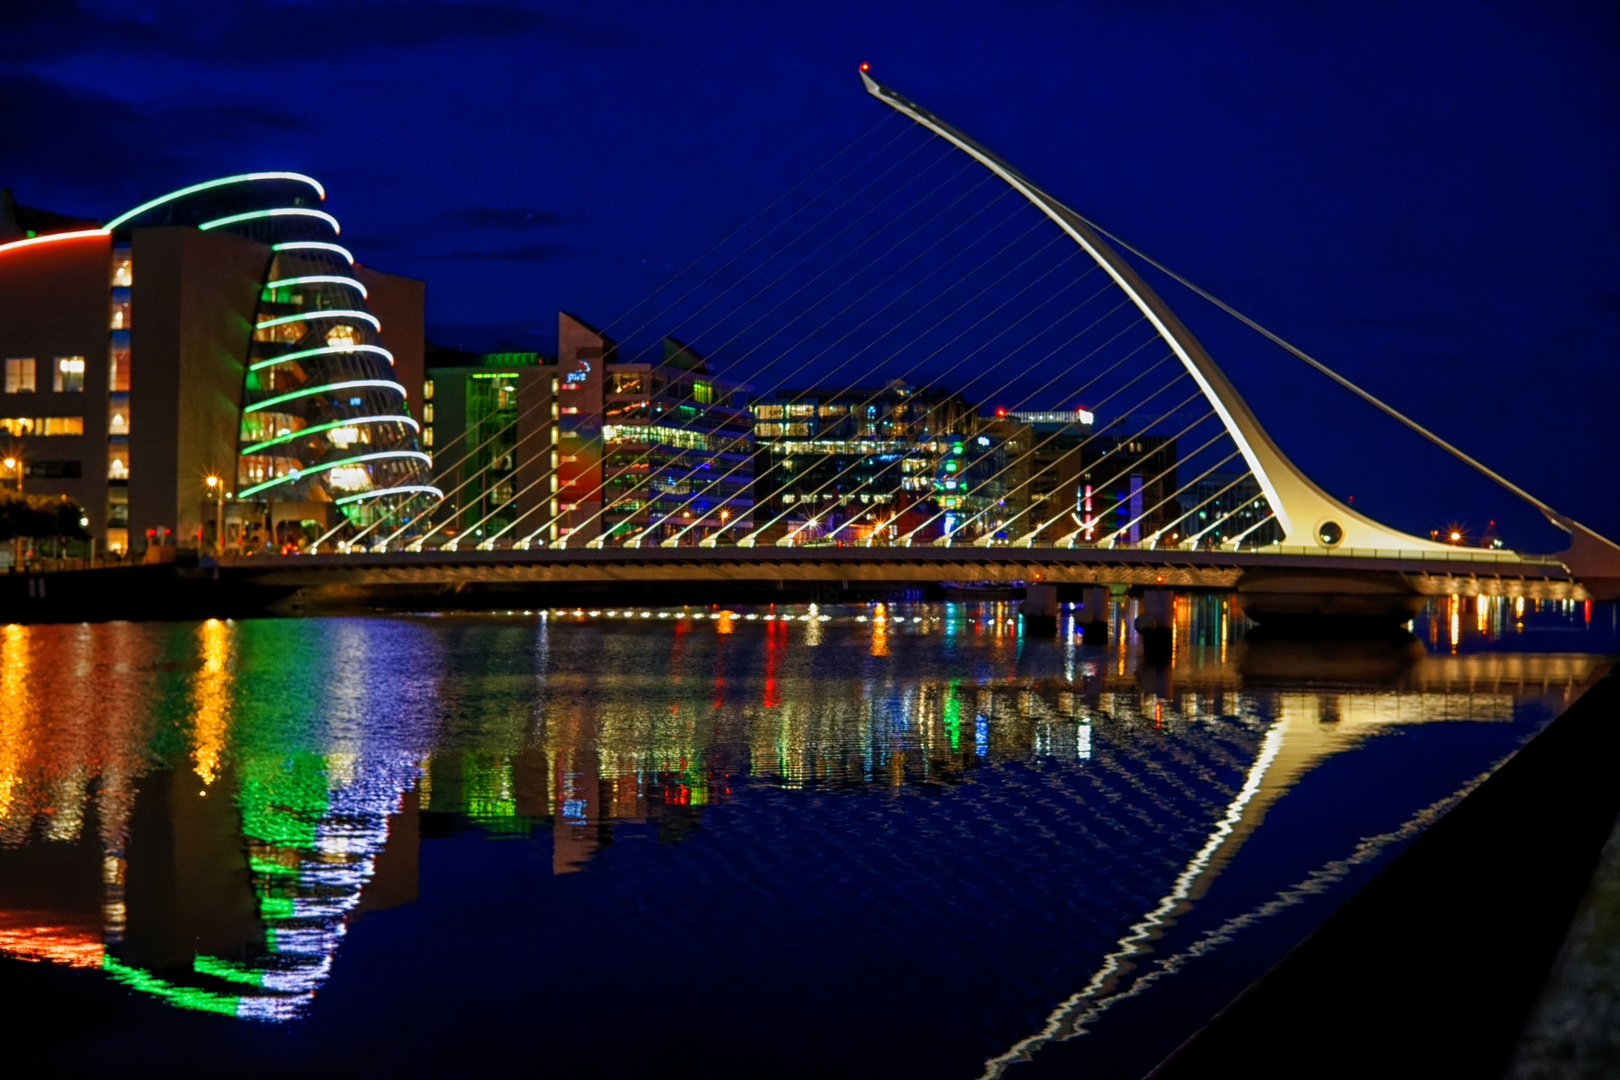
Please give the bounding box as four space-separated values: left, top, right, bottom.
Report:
106 174 435 540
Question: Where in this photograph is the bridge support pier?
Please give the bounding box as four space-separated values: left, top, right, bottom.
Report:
1135 588 1174 660
1077 585 1109 644
1021 582 1058 637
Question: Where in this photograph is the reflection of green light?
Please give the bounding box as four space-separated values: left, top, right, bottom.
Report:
200 208 340 233
945 679 961 751
260 895 295 919
240 413 418 456
104 172 325 231
250 342 393 372
249 853 296 876
239 751 329 849
195 954 268 988
243 378 407 414
237 449 431 498
102 956 242 1016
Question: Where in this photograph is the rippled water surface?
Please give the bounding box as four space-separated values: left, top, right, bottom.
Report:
1 598 1615 1078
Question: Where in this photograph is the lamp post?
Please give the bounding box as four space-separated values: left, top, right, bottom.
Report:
205 475 224 557
3 455 20 568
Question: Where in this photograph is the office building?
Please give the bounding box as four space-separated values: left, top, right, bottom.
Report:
0 174 429 554
748 381 974 543
418 318 752 548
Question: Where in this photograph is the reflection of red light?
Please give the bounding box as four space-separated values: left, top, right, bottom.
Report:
859 61 870 71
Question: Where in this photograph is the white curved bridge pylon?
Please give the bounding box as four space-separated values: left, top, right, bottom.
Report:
861 69 1458 557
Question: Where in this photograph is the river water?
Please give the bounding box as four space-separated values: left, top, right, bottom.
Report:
1 597 1614 1078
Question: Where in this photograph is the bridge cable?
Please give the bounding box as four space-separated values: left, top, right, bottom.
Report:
522 195 1052 545
595 113 905 343
1071 215 1563 518
675 236 1083 544
520 188 1034 546
1000 405 1226 546
887 342 1179 543
734 285 1140 545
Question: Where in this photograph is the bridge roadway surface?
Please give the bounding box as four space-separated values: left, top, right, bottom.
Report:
1 545 1590 623
216 544 1587 599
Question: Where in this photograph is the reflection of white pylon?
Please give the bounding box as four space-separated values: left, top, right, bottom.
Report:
976 719 1288 1079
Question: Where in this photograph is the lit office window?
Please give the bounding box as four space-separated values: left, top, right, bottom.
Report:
0 416 84 436
110 299 131 329
422 427 433 447
108 345 130 392
54 356 85 393
109 403 129 434
423 379 434 400
108 448 130 480
423 402 434 423
5 358 37 393
110 249 132 287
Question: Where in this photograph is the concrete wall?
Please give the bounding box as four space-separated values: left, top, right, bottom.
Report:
129 227 264 549
354 264 425 424
0 233 113 537
556 313 606 543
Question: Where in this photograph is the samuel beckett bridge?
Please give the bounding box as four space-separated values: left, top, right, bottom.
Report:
13 70 1620 622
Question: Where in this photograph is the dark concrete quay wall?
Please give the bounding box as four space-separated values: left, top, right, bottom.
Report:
1147 670 1620 1080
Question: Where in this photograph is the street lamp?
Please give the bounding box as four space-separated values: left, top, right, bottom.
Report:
205 475 224 556
3 456 19 567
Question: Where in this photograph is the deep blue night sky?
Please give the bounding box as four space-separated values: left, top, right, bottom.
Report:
3 1 1616 546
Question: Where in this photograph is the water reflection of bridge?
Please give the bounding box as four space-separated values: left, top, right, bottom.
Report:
0 608 1602 1020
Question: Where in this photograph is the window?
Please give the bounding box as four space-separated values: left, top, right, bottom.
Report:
0 416 84 436
111 248 132 287
423 379 434 401
110 299 130 329
108 448 129 479
24 460 81 479
109 342 130 392
6 358 36 393
423 403 434 423
422 427 433 447
54 357 85 393
691 381 713 405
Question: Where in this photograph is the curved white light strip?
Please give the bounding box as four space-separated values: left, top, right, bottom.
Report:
240 413 419 456
250 343 393 372
103 172 325 232
256 309 381 331
272 241 355 264
0 229 110 256
200 208 341 234
335 484 443 506
244 378 407 413
263 275 367 298
237 450 433 499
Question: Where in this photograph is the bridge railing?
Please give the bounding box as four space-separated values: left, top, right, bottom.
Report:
1249 545 1562 566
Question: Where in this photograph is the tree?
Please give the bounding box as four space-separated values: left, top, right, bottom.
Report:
0 491 91 543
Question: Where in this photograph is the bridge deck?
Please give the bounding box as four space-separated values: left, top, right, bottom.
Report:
207 545 1582 599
